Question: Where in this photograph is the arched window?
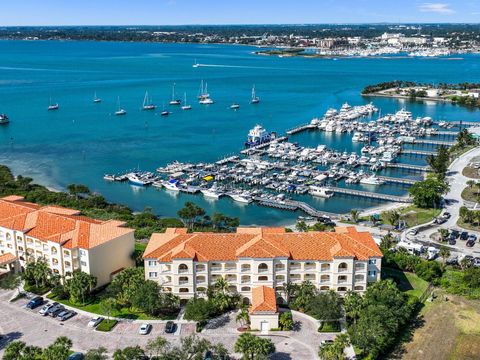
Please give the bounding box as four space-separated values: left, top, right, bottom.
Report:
225 274 237 282
6 233 11 240
338 263 348 272
241 286 251 292
258 263 268 273
355 274 364 282
304 273 316 281
179 276 189 285
258 276 268 281
320 286 330 291
241 264 251 272
178 264 189 273
354 286 364 291
242 297 250 305
320 275 330 283
338 275 347 283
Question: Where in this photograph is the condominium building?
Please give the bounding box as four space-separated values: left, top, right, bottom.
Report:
0 195 135 286
143 226 382 304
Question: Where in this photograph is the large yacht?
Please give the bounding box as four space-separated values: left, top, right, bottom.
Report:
198 81 214 104
309 186 334 198
229 191 253 204
127 173 148 186
245 124 275 147
360 175 385 186
201 182 224 199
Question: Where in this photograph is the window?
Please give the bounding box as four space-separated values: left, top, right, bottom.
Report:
258 263 268 273
241 286 251 292
241 275 251 284
196 276 206 283
354 286 364 291
320 263 331 272
337 287 347 292
80 249 86 257
275 263 285 271
275 275 285 282
258 276 268 281
368 259 377 265
148 260 157 266
51 247 58 255
320 275 330 283
196 264 206 272
338 275 347 284
368 271 377 277
178 264 189 273
149 272 158 278
197 287 207 293
320 286 330 291
179 288 189 293
338 263 348 272
241 264 251 272
81 261 87 267
179 276 189 285
355 274 364 282
355 263 365 271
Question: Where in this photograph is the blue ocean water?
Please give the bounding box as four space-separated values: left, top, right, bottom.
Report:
0 40 479 225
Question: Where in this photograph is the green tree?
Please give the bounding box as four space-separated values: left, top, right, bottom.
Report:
85 347 109 360
305 291 342 321
42 336 73 360
177 202 206 229
439 246 451 267
467 179 476 189
439 228 449 241
65 271 97 305
409 176 449 208
99 297 118 320
113 346 145 360
344 290 363 333
22 257 53 290
350 209 360 223
279 311 294 330
295 220 308 232
426 146 450 180
318 333 349 360
67 184 91 200
234 333 275 360
2 341 42 360
236 305 250 327
380 233 395 251
146 336 170 359
384 210 400 228
414 261 443 282
107 267 145 307
0 272 22 293
288 281 317 311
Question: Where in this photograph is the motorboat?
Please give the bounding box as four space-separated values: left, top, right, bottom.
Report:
360 175 385 185
127 173 148 186
162 179 181 191
201 182 224 199
309 186 334 198
230 103 240 110
229 192 252 204
245 124 275 147
0 114 9 125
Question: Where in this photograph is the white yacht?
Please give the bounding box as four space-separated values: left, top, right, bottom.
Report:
93 92 101 103
199 97 214 105
380 151 396 162
251 85 260 104
169 83 181 105
162 179 181 191
127 173 148 186
0 114 9 125
324 108 338 118
309 186 334 198
360 175 385 186
395 108 412 122
245 124 274 147
198 80 213 104
201 183 224 199
142 91 156 110
115 97 126 116
340 102 352 113
352 132 362 142
48 99 59 111
230 103 240 110
229 192 252 204
181 93 192 110
325 121 336 132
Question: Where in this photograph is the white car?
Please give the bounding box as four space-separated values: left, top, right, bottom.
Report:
88 317 104 328
38 302 55 316
138 323 152 335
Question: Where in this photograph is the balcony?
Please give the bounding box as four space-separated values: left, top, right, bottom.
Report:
179 280 189 286
211 266 222 272
225 266 237 272
241 266 251 273
289 265 302 272
304 264 316 271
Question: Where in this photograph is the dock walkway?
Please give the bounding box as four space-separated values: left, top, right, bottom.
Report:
377 176 418 185
386 163 429 171
329 187 413 203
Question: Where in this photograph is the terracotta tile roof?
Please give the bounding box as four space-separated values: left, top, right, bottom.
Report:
250 286 277 314
0 253 17 266
0 196 133 250
144 226 382 262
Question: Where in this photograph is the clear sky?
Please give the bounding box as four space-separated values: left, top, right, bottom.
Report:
1 1 479 26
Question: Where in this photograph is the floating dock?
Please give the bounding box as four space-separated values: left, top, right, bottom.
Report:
253 197 338 219
386 163 429 171
401 149 437 156
413 139 455 146
329 187 413 203
377 176 418 185
286 123 317 135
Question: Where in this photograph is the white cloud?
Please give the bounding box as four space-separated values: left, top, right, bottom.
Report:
419 3 455 14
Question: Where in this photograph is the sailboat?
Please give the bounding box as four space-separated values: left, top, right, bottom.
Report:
250 85 260 104
181 93 192 110
142 91 156 110
161 103 169 116
115 97 127 116
47 97 59 111
230 103 240 110
192 59 199 68
93 92 101 103
169 83 181 105
198 80 213 104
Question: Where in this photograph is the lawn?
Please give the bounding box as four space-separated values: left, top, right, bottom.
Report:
461 186 480 203
47 293 177 321
388 291 480 360
96 319 118 332
381 206 442 228
382 267 429 299
462 166 480 179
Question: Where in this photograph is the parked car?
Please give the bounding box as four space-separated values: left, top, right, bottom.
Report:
450 230 460 239
446 256 459 266
434 217 447 225
460 231 469 240
45 303 63 316
67 353 85 360
57 310 76 321
165 321 176 334
39 302 56 316
466 240 476 248
88 317 104 328
204 350 213 360
442 212 451 219
26 296 43 309
138 323 152 335
448 239 457 246
467 234 477 242
474 258 480 267
50 306 65 318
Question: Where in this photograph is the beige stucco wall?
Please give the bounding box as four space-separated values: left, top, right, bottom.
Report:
87 231 135 287
250 313 279 331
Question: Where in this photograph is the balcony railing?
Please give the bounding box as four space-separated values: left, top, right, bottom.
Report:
290 266 301 271
241 267 251 272
211 267 222 272
338 268 348 273
179 280 189 285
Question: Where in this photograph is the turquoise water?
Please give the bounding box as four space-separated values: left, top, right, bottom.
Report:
0 40 479 225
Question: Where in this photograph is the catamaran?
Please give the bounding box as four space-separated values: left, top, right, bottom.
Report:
115 97 127 116
198 80 214 104
142 91 156 110
250 85 260 104
93 92 101 103
181 93 192 110
47 97 59 111
169 83 181 105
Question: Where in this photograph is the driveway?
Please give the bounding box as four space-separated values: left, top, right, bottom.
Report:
0 291 331 359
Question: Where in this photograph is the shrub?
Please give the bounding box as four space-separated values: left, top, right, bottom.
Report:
414 261 443 283
279 311 294 330
96 319 118 332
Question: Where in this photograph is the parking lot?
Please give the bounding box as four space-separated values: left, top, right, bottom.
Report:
0 290 324 359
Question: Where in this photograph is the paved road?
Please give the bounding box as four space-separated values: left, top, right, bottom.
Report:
402 146 480 258
0 290 331 359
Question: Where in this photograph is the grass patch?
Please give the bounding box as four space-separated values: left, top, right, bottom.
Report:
382 267 429 299
462 166 480 179
24 284 51 295
96 319 118 332
318 321 341 333
457 218 480 232
461 186 480 203
47 293 178 320
395 205 442 228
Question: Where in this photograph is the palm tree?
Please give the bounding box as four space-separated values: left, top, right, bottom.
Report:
385 210 401 228
439 228 449 242
467 180 476 189
236 305 250 327
350 209 360 223
439 246 450 267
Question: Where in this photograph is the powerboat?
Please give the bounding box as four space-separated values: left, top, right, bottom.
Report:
360 175 385 186
201 182 224 199
309 186 334 198
0 114 9 125
127 173 148 186
48 103 59 111
162 179 181 191
229 191 252 204
230 103 240 110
